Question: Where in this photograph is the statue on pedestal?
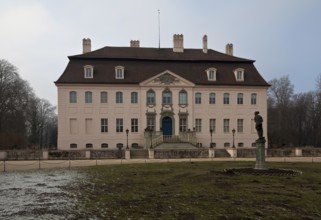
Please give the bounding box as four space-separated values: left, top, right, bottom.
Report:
254 111 265 142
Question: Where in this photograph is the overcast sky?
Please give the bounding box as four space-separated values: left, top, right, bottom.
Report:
1 0 321 106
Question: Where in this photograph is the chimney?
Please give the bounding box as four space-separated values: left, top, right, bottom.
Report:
225 43 233 56
173 34 184 52
202 35 208 53
130 40 140 47
82 38 91 54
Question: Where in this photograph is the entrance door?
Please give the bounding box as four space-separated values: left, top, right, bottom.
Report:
162 117 172 136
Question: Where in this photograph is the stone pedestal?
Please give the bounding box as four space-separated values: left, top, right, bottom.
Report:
42 150 48 160
0 151 7 160
148 149 154 159
255 138 267 170
227 148 237 158
208 148 215 158
85 151 91 159
295 148 302 157
125 149 131 159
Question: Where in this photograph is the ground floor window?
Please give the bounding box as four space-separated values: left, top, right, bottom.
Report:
116 118 123 132
131 118 138 132
101 118 108 132
195 119 202 132
179 118 187 132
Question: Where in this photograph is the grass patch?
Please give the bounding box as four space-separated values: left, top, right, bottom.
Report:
66 161 321 219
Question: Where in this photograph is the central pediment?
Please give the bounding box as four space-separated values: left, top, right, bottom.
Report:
140 70 195 87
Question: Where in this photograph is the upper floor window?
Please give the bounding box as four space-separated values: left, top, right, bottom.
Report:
116 91 123 103
162 89 172 105
131 92 138 104
84 65 93 78
209 93 216 104
147 89 155 105
100 91 108 103
206 68 217 81
223 119 230 133
85 91 92 103
69 91 77 103
251 93 257 105
223 93 230 105
115 66 124 79
237 93 244 105
195 92 202 104
234 68 244 81
179 90 187 105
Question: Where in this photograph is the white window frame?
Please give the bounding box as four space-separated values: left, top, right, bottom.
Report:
237 93 243 105
195 93 202 104
206 68 217 81
116 118 123 132
209 93 216 104
100 91 108 104
85 91 92 103
251 93 257 105
234 68 244 81
101 118 108 133
237 119 244 133
116 91 123 104
115 66 124 79
223 119 230 133
84 65 94 78
131 92 138 104
209 118 216 132
131 118 138 132
179 90 187 105
195 119 202 132
223 93 229 105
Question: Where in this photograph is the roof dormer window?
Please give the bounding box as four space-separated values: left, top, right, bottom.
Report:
234 68 245 81
84 65 94 78
115 66 124 79
206 68 217 81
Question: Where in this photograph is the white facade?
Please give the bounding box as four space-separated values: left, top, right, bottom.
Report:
57 71 267 149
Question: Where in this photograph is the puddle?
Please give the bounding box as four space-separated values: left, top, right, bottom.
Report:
0 169 84 219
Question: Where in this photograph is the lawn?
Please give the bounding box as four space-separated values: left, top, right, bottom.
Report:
66 161 321 219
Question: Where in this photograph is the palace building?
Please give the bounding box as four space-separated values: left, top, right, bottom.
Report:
55 35 269 150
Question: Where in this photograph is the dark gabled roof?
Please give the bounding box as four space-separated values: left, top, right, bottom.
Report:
55 46 269 87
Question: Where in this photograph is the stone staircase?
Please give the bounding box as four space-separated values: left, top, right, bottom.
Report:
214 149 231 158
155 143 197 149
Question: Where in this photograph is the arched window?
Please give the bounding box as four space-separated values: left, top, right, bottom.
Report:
179 90 187 105
234 68 245 81
223 93 229 104
195 93 202 104
69 91 77 103
116 91 123 103
209 93 216 104
251 93 257 105
100 91 108 103
237 93 243 104
162 89 172 105
206 68 217 81
131 92 138 104
85 91 92 103
115 66 124 79
147 89 155 105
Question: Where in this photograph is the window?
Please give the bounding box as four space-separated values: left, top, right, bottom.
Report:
101 143 108 148
223 93 229 104
209 93 216 104
209 119 216 132
162 89 172 105
116 92 123 104
100 92 108 103
101 118 108 133
131 92 138 104
84 65 93 78
85 118 93 134
86 143 93 148
237 119 244 133
115 66 124 79
179 118 187 132
131 118 138 132
70 143 77 149
206 68 217 81
224 119 230 133
69 91 77 103
147 90 155 105
251 93 257 105
195 93 202 104
234 68 244 81
116 119 123 132
195 119 202 132
224 142 230 148
179 90 187 105
85 91 92 103
238 143 244 147
237 93 243 105
147 116 155 131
